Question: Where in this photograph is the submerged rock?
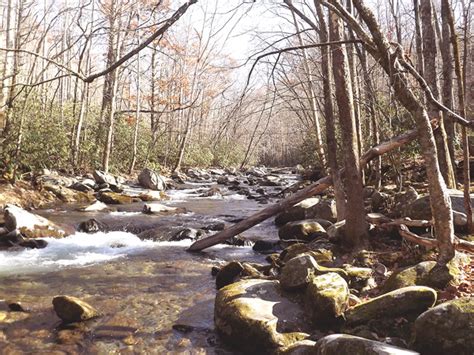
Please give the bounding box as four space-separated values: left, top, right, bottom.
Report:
4 204 70 238
278 220 327 242
138 168 166 191
345 286 437 326
413 297 474 355
313 334 418 354
383 260 461 292
280 254 347 290
53 295 100 323
305 273 349 325
214 279 309 353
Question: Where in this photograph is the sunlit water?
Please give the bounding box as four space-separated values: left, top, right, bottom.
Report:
0 176 293 353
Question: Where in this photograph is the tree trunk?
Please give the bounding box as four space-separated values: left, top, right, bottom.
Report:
315 1 346 220
329 9 368 249
420 0 456 188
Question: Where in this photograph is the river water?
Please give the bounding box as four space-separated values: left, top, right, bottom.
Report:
0 177 295 354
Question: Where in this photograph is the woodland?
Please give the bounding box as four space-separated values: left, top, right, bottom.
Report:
0 0 473 354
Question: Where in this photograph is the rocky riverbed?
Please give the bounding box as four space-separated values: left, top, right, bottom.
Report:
0 166 473 354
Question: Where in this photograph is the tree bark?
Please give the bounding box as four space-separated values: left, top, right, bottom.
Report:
420 0 456 188
329 9 368 249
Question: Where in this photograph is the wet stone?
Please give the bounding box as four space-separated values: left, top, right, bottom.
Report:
53 295 100 323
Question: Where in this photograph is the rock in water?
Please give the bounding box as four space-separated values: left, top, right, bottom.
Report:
97 192 134 204
383 260 461 292
345 286 437 325
138 168 166 191
4 204 69 238
52 295 100 323
78 201 110 212
312 334 418 354
92 170 117 186
414 297 474 355
214 279 310 353
138 190 168 201
142 203 178 214
305 273 349 325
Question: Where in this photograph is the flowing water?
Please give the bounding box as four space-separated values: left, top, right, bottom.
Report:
0 177 295 354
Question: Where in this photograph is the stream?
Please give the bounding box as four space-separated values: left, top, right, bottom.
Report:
0 174 297 353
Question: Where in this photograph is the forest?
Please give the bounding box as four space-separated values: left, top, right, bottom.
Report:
0 0 473 354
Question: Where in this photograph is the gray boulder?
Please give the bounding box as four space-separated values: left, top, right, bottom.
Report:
92 170 117 186
138 168 166 191
414 297 474 355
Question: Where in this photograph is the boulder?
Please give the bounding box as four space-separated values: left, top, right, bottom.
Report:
404 189 474 221
200 186 222 197
77 219 109 233
414 297 474 355
69 181 95 192
307 199 337 223
138 168 166 191
4 204 70 238
246 166 267 177
393 187 419 216
275 198 321 226
383 260 461 292
313 334 418 354
53 295 100 323
345 286 437 325
280 254 347 290
278 220 327 242
43 184 94 203
259 175 282 186
370 191 391 213
214 279 310 353
305 273 349 324
279 243 333 264
97 192 134 205
169 228 203 242
92 170 117 186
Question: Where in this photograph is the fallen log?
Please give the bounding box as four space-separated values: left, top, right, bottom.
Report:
398 224 474 254
188 128 419 252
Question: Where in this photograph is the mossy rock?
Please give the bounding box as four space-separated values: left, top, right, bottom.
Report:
278 220 327 242
44 184 95 203
97 192 135 204
305 273 349 325
345 286 437 326
214 279 310 353
383 260 461 292
280 243 333 265
313 334 418 354
342 265 374 290
414 297 474 355
280 254 347 291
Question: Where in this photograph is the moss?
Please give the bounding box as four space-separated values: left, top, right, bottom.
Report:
97 192 134 204
305 273 349 325
383 260 461 292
